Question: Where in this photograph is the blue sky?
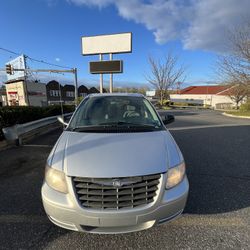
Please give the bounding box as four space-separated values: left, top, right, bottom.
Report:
0 0 249 88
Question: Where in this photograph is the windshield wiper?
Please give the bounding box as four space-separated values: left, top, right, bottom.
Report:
69 125 106 132
98 121 132 126
69 122 161 132
99 121 159 128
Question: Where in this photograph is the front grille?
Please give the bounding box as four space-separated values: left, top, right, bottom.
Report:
73 174 161 210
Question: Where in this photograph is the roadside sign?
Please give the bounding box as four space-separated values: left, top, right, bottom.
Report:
82 33 132 55
89 60 123 74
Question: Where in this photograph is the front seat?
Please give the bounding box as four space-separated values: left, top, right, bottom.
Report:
123 105 140 118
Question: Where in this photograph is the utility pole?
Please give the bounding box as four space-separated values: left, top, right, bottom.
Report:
73 68 78 107
23 55 30 106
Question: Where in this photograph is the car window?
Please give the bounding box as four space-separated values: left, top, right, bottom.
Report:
68 96 163 131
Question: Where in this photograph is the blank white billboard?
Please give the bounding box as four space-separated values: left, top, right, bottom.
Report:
82 32 132 55
6 55 26 81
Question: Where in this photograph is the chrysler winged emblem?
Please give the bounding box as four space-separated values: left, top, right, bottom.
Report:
93 177 142 187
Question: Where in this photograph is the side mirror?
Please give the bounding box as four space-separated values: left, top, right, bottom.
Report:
161 114 175 125
57 116 69 126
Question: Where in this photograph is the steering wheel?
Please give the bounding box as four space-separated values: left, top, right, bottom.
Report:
123 110 140 118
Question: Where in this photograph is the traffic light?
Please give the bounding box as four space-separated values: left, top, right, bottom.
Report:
6 64 13 75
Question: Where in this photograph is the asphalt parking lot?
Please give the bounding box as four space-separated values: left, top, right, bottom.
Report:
0 109 249 250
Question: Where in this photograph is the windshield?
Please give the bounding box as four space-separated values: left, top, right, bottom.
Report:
68 95 163 132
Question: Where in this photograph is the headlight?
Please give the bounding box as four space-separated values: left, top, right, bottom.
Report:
166 162 186 189
45 165 68 193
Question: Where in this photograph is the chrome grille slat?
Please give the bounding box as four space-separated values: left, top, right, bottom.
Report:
73 174 160 210
78 192 156 202
81 198 154 209
76 186 158 196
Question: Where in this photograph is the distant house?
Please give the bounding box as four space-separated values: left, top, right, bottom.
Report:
46 80 63 105
62 84 75 105
47 81 95 105
88 87 99 94
47 81 76 105
3 77 104 106
170 85 238 109
78 85 89 98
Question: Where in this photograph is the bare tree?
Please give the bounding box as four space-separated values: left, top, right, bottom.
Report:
225 82 249 109
218 21 250 85
146 52 186 105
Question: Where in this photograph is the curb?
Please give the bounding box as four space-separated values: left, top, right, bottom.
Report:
222 112 250 119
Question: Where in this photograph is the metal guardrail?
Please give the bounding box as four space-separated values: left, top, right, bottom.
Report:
2 113 73 141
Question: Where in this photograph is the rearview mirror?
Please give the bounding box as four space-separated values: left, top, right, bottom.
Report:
57 116 69 126
161 114 175 125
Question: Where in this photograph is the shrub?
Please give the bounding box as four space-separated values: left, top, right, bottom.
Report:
0 105 75 140
172 102 189 106
203 104 212 109
240 100 250 111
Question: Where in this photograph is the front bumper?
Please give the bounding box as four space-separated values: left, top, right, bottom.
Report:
41 175 189 234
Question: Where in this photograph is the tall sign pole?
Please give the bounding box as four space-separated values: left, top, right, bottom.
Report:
109 53 113 93
99 54 103 93
23 55 30 106
81 32 132 94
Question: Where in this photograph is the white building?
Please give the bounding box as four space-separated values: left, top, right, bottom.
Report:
5 79 47 107
170 85 238 109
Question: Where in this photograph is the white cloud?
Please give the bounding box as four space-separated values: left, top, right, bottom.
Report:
68 0 250 52
55 57 60 62
183 0 250 51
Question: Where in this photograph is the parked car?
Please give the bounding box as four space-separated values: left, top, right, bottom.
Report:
41 93 189 234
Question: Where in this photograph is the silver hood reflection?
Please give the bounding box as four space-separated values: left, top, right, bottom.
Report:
48 130 183 178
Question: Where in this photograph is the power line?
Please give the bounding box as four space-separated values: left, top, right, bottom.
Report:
26 56 72 69
0 47 73 69
0 47 20 56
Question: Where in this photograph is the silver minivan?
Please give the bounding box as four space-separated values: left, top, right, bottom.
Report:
41 93 189 234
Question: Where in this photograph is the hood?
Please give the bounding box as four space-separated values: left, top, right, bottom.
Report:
49 130 183 178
